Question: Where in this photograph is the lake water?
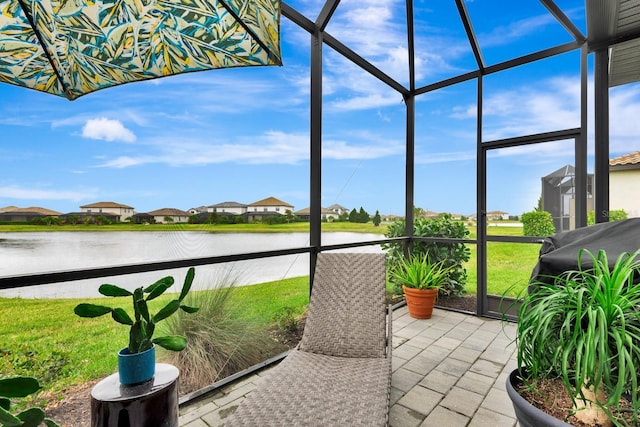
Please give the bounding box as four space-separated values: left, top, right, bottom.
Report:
0 232 383 299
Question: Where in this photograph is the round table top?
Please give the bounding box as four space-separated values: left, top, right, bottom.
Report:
91 363 179 402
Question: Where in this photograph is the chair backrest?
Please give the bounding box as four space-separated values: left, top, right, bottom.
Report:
298 252 387 358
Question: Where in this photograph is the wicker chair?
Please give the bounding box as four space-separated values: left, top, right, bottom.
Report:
225 252 392 426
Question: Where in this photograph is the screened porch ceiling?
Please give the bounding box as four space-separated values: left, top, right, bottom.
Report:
284 0 640 92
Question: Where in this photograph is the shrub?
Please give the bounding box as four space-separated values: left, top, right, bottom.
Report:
372 210 381 227
587 209 628 225
383 215 470 297
521 211 555 236
158 276 283 391
273 307 299 335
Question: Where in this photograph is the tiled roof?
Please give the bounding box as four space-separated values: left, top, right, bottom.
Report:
0 206 61 215
294 207 336 215
610 150 640 166
148 208 189 216
210 201 246 208
327 203 348 210
80 201 134 209
248 196 293 207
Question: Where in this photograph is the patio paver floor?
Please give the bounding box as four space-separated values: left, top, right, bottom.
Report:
179 307 518 427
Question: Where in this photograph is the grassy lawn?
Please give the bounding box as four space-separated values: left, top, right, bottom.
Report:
0 276 309 407
461 224 541 297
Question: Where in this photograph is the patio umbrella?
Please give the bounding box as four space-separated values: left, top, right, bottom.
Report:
0 0 281 100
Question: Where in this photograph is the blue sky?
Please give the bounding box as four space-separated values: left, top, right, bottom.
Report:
1 0 639 218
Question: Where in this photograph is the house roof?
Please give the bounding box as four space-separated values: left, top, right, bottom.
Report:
610 150 640 166
148 208 189 216
61 211 118 217
189 205 208 212
210 201 247 208
294 207 336 215
327 204 348 210
381 214 404 220
80 201 134 209
0 206 61 215
248 197 293 207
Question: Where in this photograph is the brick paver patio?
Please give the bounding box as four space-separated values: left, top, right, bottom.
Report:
178 307 519 427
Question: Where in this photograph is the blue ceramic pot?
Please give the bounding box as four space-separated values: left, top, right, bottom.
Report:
118 345 155 386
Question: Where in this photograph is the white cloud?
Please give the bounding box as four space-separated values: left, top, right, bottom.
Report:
94 129 403 168
489 143 575 162
478 13 558 48
323 139 401 159
416 150 476 164
329 92 404 111
0 186 98 202
448 76 581 141
377 110 391 123
99 156 150 168
82 118 137 142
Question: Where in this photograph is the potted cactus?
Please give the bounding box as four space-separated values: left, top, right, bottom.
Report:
74 267 199 385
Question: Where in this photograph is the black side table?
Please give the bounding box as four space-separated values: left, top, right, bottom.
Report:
90 363 179 427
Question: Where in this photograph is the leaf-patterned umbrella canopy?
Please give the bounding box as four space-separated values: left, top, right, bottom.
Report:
0 0 281 100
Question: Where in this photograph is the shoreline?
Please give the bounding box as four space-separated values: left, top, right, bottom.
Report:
0 222 390 234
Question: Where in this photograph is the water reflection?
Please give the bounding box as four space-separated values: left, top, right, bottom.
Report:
0 232 383 299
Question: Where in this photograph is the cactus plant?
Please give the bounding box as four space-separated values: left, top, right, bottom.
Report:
0 376 59 427
74 267 199 353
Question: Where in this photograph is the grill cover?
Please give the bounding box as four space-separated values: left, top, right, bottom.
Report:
530 218 640 286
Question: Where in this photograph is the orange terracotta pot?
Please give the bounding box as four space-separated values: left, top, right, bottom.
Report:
402 286 437 319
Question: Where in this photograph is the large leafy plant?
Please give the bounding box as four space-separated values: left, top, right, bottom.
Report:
0 376 59 427
388 254 452 290
516 249 640 425
384 215 470 296
74 268 199 353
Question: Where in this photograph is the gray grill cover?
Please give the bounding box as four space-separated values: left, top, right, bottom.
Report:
530 218 640 286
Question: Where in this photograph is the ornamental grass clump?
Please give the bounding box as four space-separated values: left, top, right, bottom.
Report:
158 274 283 390
516 249 640 425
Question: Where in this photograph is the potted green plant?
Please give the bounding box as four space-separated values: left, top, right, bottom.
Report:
506 249 640 426
388 254 452 319
74 267 199 386
0 376 59 427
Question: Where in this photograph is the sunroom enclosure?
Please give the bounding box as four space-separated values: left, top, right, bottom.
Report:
1 0 638 352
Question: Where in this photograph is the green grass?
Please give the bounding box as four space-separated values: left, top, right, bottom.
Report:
0 276 309 406
229 276 310 322
464 244 540 297
461 224 541 297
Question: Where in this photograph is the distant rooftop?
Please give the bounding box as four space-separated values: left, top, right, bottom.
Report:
80 201 134 209
0 206 61 215
610 150 640 166
248 197 293 207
